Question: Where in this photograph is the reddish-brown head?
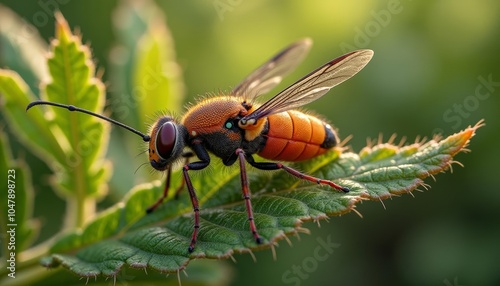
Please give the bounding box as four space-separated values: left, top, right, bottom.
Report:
148 116 186 171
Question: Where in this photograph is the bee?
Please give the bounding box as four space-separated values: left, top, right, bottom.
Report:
27 39 373 252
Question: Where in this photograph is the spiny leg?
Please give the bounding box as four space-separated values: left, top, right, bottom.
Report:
146 152 195 214
236 148 263 244
245 155 349 193
174 177 187 200
174 152 193 199
146 164 173 214
183 165 200 253
183 142 210 253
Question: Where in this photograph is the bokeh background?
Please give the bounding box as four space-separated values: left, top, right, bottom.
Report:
1 0 499 285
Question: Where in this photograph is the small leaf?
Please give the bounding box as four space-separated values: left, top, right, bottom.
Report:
1 13 112 230
0 129 38 253
133 20 184 125
0 70 66 164
40 13 110 200
0 4 49 94
107 0 184 194
41 121 483 278
109 0 184 127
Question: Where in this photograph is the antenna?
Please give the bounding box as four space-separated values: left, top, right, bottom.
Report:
26 101 151 142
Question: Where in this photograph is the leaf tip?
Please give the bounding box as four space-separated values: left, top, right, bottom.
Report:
471 118 486 132
54 11 71 42
447 119 485 156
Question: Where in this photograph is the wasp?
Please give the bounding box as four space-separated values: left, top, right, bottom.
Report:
27 39 373 252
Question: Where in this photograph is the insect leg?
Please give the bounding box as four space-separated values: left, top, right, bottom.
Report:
145 152 196 212
146 164 173 214
236 148 263 244
184 142 210 253
245 155 349 193
174 152 194 199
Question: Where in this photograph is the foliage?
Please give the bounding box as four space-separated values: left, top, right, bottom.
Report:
0 2 484 285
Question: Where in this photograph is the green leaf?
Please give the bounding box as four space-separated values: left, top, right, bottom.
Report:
32 260 233 286
40 121 483 279
133 21 184 127
0 70 66 164
0 129 38 254
0 4 49 95
1 13 111 229
108 0 184 194
39 13 110 202
109 0 183 128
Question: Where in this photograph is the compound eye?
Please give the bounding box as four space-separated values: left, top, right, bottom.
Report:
156 122 177 160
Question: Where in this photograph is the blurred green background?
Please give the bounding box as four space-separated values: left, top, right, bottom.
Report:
1 0 499 285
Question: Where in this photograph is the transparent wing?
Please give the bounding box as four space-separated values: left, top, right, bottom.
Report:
241 49 374 124
232 38 312 101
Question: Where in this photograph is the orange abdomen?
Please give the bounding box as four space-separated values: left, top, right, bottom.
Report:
258 110 338 161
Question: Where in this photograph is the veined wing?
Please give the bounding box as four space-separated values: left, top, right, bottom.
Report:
232 38 312 101
240 49 374 126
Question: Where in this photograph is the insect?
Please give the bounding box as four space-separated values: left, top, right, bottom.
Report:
27 39 373 253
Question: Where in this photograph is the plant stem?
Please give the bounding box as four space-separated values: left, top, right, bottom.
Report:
64 196 96 229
